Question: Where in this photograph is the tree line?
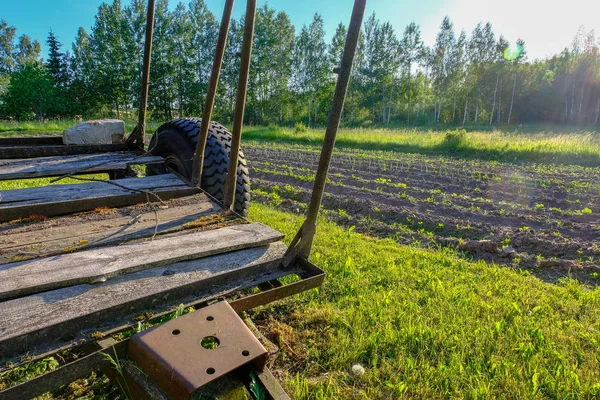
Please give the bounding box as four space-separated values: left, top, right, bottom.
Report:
0 0 599 127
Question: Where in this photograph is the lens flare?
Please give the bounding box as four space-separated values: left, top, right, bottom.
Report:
504 43 524 61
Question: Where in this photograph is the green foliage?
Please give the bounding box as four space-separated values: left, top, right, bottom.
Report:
249 204 600 399
2 4 600 127
442 129 468 150
0 357 59 390
45 30 68 85
294 122 307 133
1 63 56 119
242 125 600 166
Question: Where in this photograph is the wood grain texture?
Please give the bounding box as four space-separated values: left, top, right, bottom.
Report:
0 152 164 180
0 242 287 360
0 223 283 300
0 195 221 264
0 174 198 222
0 143 131 159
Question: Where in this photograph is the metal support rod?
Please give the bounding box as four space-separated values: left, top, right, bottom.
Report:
285 0 366 261
224 0 256 209
191 0 235 186
129 0 155 149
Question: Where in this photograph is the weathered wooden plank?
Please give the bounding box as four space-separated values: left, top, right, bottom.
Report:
0 223 283 300
0 152 164 180
1 173 184 205
0 174 198 222
0 242 287 360
0 143 132 159
0 136 63 146
0 196 221 264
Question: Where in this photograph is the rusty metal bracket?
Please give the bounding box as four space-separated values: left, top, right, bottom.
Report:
128 301 267 400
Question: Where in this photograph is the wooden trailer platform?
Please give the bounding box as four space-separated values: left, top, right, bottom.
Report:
0 162 324 399
0 0 366 396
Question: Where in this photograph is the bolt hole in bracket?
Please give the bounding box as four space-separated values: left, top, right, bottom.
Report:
127 301 268 400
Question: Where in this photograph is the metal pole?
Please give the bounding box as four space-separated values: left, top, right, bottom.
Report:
224 0 256 210
191 0 235 186
130 0 155 149
285 0 366 261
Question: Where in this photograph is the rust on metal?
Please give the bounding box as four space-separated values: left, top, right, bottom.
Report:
191 0 235 185
230 258 325 312
127 301 267 400
0 257 324 399
128 0 156 149
285 0 367 261
224 0 257 210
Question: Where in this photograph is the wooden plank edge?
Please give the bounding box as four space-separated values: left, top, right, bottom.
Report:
0 243 287 361
0 156 165 181
0 260 324 384
0 200 220 265
0 143 135 160
0 223 284 300
0 136 63 146
0 187 200 223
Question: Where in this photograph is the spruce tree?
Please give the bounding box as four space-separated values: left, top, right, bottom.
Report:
46 30 67 85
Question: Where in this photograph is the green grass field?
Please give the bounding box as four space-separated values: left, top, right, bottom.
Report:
1 119 599 166
249 204 600 399
242 126 600 167
1 124 600 398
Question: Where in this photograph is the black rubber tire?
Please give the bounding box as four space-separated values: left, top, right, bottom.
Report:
147 118 250 216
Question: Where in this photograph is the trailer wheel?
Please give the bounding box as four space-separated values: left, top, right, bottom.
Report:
147 118 250 216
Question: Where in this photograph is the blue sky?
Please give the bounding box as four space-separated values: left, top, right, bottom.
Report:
2 0 599 61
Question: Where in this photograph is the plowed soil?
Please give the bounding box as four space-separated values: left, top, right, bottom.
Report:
245 143 600 284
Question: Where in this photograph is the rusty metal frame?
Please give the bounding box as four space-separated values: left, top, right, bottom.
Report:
0 258 323 400
191 0 235 185
126 0 156 148
128 301 268 400
224 0 256 209
284 0 367 262
0 0 367 397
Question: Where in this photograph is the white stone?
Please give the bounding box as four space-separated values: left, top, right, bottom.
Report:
351 364 365 376
63 119 125 145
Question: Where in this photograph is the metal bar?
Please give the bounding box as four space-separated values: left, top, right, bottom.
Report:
128 0 156 148
229 258 324 312
286 0 367 260
255 368 292 400
0 341 128 400
191 0 235 186
224 0 256 210
0 136 63 146
0 143 133 159
0 260 322 397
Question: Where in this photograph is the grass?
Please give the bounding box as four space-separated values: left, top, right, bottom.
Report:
242 126 600 167
1 119 599 166
2 122 600 398
248 204 600 399
3 203 599 398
